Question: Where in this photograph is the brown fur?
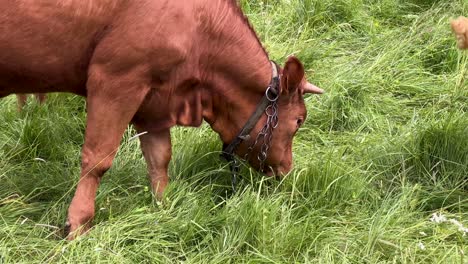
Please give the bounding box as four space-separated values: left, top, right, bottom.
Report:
451 16 468 49
0 0 322 239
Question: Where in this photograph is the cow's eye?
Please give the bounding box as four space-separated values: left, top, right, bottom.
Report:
296 117 304 127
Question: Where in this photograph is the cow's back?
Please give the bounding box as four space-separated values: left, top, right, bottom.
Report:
0 0 125 96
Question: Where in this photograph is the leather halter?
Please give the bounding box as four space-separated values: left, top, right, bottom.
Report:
221 61 280 190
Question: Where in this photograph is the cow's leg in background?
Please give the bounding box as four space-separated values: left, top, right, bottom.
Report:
17 93 46 111
66 64 150 239
135 128 171 199
16 94 27 111
34 93 46 104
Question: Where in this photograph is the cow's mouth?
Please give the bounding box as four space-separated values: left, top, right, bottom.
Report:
261 163 292 178
262 166 279 177
262 168 274 176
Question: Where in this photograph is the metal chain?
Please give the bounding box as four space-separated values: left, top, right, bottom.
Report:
228 86 279 192
244 86 279 171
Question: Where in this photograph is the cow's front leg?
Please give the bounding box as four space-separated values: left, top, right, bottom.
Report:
66 64 150 239
136 128 171 199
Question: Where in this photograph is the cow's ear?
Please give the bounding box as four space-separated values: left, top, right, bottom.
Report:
281 56 304 94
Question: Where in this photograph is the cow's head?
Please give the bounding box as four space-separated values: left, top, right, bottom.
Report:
232 56 323 176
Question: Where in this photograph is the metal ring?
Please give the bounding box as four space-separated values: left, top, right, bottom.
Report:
265 86 279 102
265 104 277 117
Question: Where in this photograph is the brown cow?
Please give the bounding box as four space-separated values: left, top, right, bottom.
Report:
16 93 46 111
451 16 468 49
0 0 323 239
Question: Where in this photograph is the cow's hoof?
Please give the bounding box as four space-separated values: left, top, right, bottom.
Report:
63 221 71 239
64 220 91 240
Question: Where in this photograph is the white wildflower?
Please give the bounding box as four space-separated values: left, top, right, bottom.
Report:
430 212 447 223
448 219 468 236
418 242 425 250
430 212 468 236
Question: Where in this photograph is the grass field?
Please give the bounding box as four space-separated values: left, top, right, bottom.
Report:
1 0 467 263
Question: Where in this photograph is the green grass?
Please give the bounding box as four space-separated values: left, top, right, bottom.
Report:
1 0 467 263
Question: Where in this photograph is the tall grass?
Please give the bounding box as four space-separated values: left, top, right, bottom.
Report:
1 0 467 263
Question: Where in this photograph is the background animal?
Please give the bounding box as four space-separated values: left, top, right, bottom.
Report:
450 16 468 49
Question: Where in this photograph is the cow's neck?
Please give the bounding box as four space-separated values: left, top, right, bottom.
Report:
198 0 272 144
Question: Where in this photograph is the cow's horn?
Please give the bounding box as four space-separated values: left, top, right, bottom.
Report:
304 82 324 94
